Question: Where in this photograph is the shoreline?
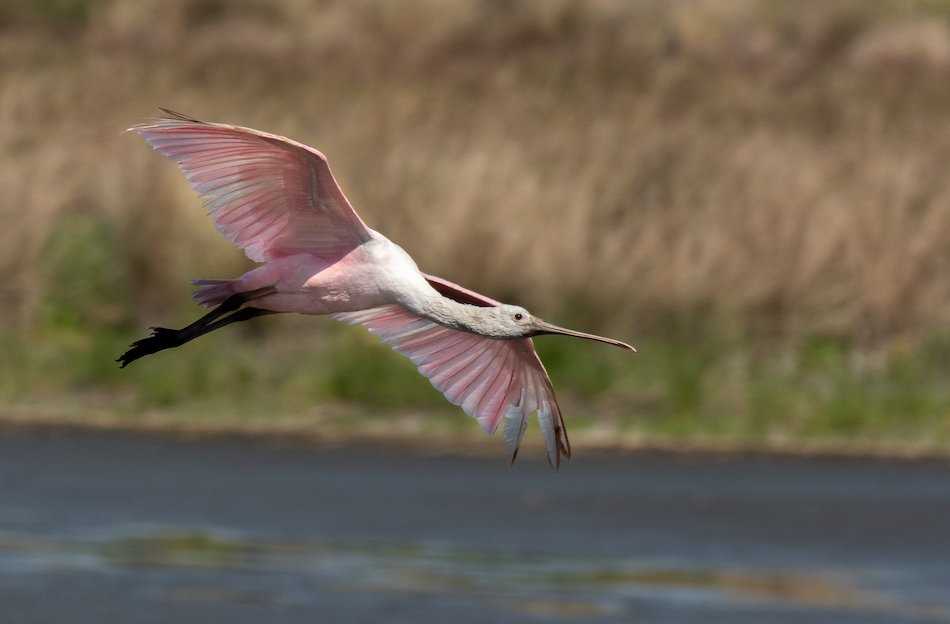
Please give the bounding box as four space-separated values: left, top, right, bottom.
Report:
1 409 948 465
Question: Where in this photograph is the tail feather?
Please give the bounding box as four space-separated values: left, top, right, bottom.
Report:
192 279 236 308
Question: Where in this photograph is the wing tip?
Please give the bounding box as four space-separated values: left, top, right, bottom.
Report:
542 402 571 470
125 107 205 134
545 441 570 470
157 107 204 123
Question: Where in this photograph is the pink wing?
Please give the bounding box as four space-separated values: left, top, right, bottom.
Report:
130 109 372 262
334 275 571 467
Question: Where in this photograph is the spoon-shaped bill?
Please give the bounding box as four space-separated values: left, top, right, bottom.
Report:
532 320 636 352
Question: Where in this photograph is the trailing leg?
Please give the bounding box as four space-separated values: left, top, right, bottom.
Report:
116 286 278 368
179 285 277 333
117 306 276 368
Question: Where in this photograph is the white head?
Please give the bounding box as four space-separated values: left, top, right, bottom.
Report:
484 304 636 351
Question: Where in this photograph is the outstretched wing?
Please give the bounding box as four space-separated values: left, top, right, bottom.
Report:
333 275 570 467
130 109 372 262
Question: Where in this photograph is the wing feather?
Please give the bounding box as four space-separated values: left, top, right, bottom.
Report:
334 301 570 466
130 110 372 262
422 273 570 463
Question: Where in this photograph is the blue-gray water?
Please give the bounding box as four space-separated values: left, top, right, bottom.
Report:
0 429 948 623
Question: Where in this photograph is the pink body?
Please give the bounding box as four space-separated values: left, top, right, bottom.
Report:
234 246 399 315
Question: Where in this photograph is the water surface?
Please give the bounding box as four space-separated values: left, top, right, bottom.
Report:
0 430 948 623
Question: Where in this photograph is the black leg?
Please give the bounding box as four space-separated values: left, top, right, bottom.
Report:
117 307 277 368
180 285 277 334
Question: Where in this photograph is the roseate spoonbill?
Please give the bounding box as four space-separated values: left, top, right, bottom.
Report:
118 109 635 466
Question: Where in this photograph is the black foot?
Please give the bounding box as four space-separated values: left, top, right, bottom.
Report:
116 327 184 368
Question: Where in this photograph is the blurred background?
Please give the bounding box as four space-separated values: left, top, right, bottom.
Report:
2 1 950 622
6 0 950 450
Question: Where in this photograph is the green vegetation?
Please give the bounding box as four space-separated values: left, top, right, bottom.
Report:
5 228 950 449
101 532 257 569
4 0 950 453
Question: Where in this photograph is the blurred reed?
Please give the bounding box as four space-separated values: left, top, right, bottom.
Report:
4 0 950 345
5 1 950 446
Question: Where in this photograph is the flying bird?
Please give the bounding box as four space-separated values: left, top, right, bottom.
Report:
118 109 635 466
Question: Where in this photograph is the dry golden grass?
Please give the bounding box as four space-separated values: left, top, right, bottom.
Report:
5 0 950 344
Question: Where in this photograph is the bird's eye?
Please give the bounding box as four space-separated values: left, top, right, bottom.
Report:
514 313 524 321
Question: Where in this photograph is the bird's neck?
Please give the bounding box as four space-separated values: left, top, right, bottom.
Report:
415 294 504 338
